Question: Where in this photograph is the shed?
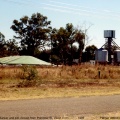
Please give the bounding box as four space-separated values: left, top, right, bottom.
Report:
0 56 51 65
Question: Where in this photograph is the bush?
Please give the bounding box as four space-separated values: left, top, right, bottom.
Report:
20 65 38 80
17 65 38 87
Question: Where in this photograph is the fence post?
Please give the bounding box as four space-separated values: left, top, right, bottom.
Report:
98 70 101 79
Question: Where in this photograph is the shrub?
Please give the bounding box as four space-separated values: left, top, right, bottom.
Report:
20 65 38 80
17 65 38 87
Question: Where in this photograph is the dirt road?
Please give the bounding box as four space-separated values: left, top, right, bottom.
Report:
0 95 120 119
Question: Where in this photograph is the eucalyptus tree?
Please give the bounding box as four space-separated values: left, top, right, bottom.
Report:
51 23 76 65
74 29 85 63
11 13 52 56
51 23 85 65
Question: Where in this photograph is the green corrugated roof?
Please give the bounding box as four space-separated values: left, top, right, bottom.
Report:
0 56 51 65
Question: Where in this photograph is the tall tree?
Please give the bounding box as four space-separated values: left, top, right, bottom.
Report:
11 13 52 56
74 29 85 64
51 23 76 65
51 23 85 65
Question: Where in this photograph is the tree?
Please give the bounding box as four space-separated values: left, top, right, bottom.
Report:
0 32 6 57
11 13 52 56
0 32 5 42
74 30 85 64
51 23 76 65
85 45 97 61
5 39 19 56
0 32 19 57
51 23 85 65
38 50 51 62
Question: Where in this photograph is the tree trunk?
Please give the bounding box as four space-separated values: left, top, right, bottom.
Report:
78 49 82 64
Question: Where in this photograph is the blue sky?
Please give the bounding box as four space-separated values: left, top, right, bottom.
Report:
1 0 120 48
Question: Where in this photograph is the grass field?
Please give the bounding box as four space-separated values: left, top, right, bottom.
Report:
0 64 120 100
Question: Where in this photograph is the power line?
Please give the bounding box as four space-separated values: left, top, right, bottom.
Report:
50 0 119 14
43 3 120 18
2 0 120 20
48 0 120 19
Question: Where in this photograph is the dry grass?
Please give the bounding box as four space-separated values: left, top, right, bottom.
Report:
0 64 120 100
1 86 120 100
0 64 120 80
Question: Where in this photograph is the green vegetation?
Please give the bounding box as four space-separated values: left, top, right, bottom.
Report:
20 66 38 80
